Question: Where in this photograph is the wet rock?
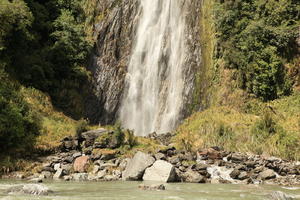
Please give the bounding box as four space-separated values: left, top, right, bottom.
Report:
63 175 72 181
270 191 294 200
42 166 55 173
73 152 82 158
143 160 176 182
155 153 166 160
229 153 246 163
259 169 276 180
72 173 88 181
97 169 108 179
63 156 74 163
40 171 52 179
138 184 166 191
61 164 72 175
122 151 155 181
28 178 43 183
53 168 64 180
119 158 130 170
229 169 241 179
238 172 248 180
54 163 61 171
7 184 53 196
73 156 90 173
182 169 206 183
103 174 119 181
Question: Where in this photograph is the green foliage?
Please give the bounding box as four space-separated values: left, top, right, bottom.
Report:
75 119 89 137
0 0 92 118
0 68 41 151
214 0 300 101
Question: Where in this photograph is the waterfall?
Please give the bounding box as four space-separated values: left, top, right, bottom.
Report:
119 0 186 136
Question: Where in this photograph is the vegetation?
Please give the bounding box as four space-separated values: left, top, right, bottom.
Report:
214 0 300 101
175 91 300 161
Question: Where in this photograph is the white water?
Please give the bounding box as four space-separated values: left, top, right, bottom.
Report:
119 0 186 135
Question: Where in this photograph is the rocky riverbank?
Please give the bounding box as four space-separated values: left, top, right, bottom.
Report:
2 129 300 186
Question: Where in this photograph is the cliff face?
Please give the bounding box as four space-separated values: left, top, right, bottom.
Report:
87 0 203 125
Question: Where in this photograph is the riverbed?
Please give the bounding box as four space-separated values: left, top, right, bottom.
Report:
0 180 299 200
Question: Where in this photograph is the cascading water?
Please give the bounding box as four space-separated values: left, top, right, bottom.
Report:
119 0 186 135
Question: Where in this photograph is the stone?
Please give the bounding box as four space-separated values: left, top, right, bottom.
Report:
138 184 166 191
54 163 61 171
230 169 241 179
230 153 246 163
81 128 108 140
194 164 208 171
63 175 72 181
122 151 155 181
154 153 166 160
93 165 100 174
73 152 82 158
72 173 88 181
53 168 64 180
259 169 276 180
40 171 52 179
97 169 108 179
42 166 55 173
119 158 130 170
74 156 90 173
7 184 53 196
104 175 119 181
61 164 72 175
238 172 248 180
143 160 176 182
28 178 43 183
182 169 206 183
63 156 74 163
270 191 293 200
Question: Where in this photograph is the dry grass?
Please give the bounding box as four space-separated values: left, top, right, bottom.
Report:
21 87 78 152
175 93 300 160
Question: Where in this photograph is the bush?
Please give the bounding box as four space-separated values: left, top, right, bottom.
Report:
75 119 89 137
0 69 41 151
214 0 299 100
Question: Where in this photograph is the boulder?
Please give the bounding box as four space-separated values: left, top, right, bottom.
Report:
7 184 53 196
72 173 88 181
40 171 52 179
53 168 64 180
259 169 276 180
182 169 206 183
122 151 155 180
73 156 90 173
143 160 176 182
229 169 241 179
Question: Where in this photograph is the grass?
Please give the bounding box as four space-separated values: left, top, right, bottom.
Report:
21 87 79 152
175 93 300 160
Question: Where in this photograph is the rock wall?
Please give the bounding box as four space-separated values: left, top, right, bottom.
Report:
87 0 203 125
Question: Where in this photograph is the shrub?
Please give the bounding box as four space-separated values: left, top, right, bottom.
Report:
0 69 41 151
75 119 89 137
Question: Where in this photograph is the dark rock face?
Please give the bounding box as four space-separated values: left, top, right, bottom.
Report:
86 0 203 125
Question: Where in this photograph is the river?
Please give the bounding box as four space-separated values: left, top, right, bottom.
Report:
0 180 299 200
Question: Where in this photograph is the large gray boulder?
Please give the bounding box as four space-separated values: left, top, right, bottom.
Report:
122 151 155 180
7 184 52 195
143 160 176 182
